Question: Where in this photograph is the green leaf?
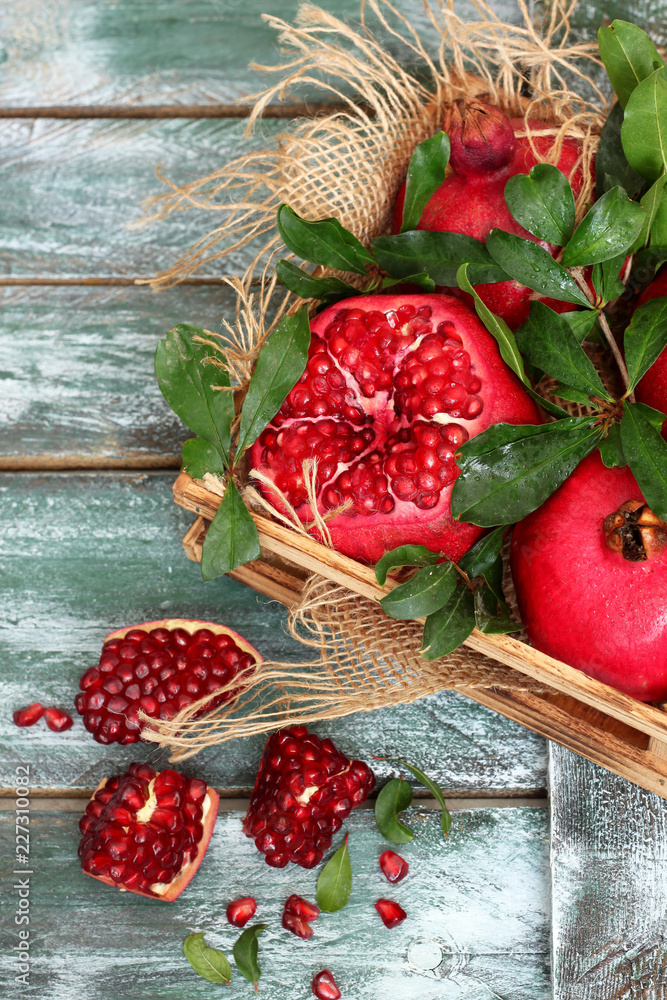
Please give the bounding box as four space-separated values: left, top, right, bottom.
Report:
232 924 266 990
624 294 667 391
458 525 508 579
155 324 234 466
622 68 667 181
379 562 458 620
598 20 664 109
633 245 667 282
598 422 626 468
181 437 225 479
450 418 601 526
504 163 575 245
317 834 353 912
620 402 667 518
200 479 261 581
381 271 436 292
474 584 518 635
276 204 374 275
560 310 601 344
514 302 612 401
482 552 505 605
486 229 591 305
591 254 626 305
276 259 360 301
551 383 593 405
375 757 452 837
372 231 509 287
633 176 667 252
595 103 644 198
562 186 645 267
636 402 667 432
651 191 667 245
184 933 232 985
421 584 476 660
374 778 414 844
236 306 311 454
400 131 450 233
375 545 441 587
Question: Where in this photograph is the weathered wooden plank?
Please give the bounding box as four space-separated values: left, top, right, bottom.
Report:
0 804 550 998
550 744 667 999
0 285 233 467
0 472 547 794
0 0 522 109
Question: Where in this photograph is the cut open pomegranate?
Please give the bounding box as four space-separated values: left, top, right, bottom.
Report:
79 763 219 901
249 295 539 564
243 725 375 868
75 618 261 744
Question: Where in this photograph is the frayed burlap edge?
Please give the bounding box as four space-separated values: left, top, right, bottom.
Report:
139 0 608 759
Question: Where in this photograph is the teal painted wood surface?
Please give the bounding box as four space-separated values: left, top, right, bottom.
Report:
0 285 232 466
0 118 282 279
0 471 547 794
0 805 550 998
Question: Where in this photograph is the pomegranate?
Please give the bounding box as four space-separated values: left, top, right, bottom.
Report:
78 763 219 901
227 897 257 927
282 894 320 938
243 725 375 869
379 849 409 883
75 618 261 744
44 707 73 732
375 898 407 928
13 703 44 727
635 267 667 431
511 452 667 701
393 101 588 328
312 970 342 1000
249 295 540 564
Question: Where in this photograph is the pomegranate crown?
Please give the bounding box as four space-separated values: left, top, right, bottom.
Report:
444 100 516 175
604 500 667 561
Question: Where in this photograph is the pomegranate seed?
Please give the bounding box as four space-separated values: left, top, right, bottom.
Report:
284 894 320 921
243 726 374 869
13 703 44 727
379 850 409 883
375 898 407 928
75 621 260 744
44 707 73 732
312 970 342 1000
226 897 257 927
282 911 313 939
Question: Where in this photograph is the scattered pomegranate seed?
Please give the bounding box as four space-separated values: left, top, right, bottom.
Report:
379 849 409 883
243 725 375 869
282 912 314 939
44 707 73 732
375 898 407 928
282 894 320 937
13 703 44 727
312 970 342 1000
226 897 257 927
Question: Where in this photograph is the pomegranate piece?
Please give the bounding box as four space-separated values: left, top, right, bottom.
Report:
75 618 261 745
13 703 44 727
635 267 667 437
375 898 407 928
282 894 320 937
226 897 257 927
44 707 73 732
79 763 219 901
312 970 342 1000
393 101 590 329
243 725 375 869
249 295 540 564
282 911 314 939
511 452 667 701
379 849 409 883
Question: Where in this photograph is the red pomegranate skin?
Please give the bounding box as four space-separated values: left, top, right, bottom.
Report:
511 452 667 701
393 114 587 329
249 294 540 565
635 267 667 431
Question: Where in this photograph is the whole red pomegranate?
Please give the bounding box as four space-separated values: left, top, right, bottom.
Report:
249 294 540 564
393 101 587 328
79 762 219 900
635 267 667 431
511 452 667 701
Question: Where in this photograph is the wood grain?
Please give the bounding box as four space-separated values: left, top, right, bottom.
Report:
0 471 547 795
550 744 667 999
0 804 550 998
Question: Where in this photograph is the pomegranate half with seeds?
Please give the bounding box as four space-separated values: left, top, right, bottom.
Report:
75 619 261 744
78 763 219 901
249 295 540 564
511 452 667 701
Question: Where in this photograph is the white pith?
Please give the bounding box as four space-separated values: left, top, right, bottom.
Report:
294 763 351 807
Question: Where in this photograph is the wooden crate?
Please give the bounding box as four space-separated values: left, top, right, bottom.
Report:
175 470 667 798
